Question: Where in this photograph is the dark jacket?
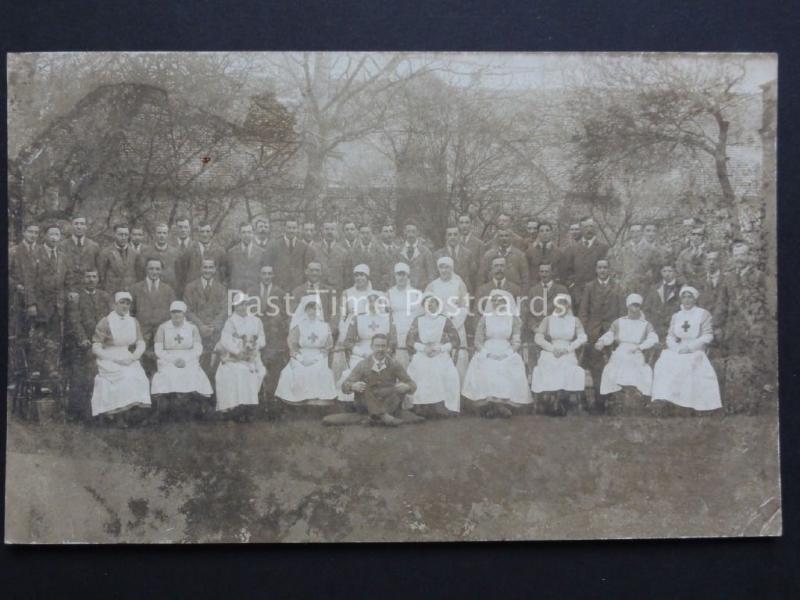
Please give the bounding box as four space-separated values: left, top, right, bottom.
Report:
183 277 228 341
265 237 316 292
578 279 626 342
643 281 682 339
61 236 101 291
98 244 139 294
68 288 113 346
226 243 268 293
129 279 176 337
25 245 69 322
312 240 350 293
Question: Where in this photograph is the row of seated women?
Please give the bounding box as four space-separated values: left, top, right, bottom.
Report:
89 276 721 425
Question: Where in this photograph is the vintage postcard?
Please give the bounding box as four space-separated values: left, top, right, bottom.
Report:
5 52 779 542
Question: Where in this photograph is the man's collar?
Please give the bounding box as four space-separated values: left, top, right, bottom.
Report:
115 243 128 250
597 277 610 285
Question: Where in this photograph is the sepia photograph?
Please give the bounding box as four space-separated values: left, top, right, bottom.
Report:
5 51 779 543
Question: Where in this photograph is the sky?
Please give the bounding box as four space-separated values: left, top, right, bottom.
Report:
406 52 777 93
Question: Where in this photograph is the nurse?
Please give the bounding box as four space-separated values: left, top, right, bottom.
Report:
90 291 152 424
651 286 722 411
151 300 213 419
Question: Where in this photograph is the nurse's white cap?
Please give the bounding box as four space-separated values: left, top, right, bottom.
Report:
626 293 643 307
170 300 188 312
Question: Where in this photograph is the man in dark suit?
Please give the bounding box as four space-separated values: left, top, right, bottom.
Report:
66 268 113 420
349 224 391 290
563 219 609 311
379 224 399 257
697 251 732 357
302 222 317 246
130 257 177 374
475 256 522 311
254 217 271 252
486 212 527 251
290 261 336 326
578 259 626 408
313 221 350 294
266 219 316 292
642 264 682 342
129 225 146 255
61 216 101 293
177 221 228 294
173 216 193 254
435 225 476 292
183 258 228 376
341 221 359 253
10 224 40 354
395 222 437 291
526 222 562 285
457 213 487 267
247 264 289 397
136 222 180 289
523 263 570 369
479 230 529 291
97 224 139 294
227 222 268 293
25 224 69 378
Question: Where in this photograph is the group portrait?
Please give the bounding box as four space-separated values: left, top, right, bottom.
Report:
5 52 780 543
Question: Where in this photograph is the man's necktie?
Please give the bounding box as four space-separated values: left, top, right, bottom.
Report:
406 245 414 260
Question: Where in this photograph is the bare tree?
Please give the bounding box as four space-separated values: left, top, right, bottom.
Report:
258 52 430 214
567 55 749 231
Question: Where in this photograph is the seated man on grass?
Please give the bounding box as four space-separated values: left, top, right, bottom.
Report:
324 334 421 427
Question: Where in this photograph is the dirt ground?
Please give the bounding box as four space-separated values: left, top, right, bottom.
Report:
4 408 782 543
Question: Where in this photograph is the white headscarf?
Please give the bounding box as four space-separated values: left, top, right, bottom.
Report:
552 292 573 316
626 293 643 307
679 285 699 300
486 288 519 317
291 294 322 330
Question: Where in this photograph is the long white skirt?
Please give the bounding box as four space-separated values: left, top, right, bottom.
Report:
275 349 338 404
151 350 213 396
462 340 531 405
407 351 461 412
599 343 653 396
215 358 265 411
532 350 585 393
652 349 721 411
91 347 152 416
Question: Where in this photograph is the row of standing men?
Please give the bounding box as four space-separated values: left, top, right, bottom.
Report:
10 214 759 422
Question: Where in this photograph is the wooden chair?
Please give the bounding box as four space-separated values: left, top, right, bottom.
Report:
12 337 68 422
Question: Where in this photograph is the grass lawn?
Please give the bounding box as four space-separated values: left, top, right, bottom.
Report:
5 408 781 543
